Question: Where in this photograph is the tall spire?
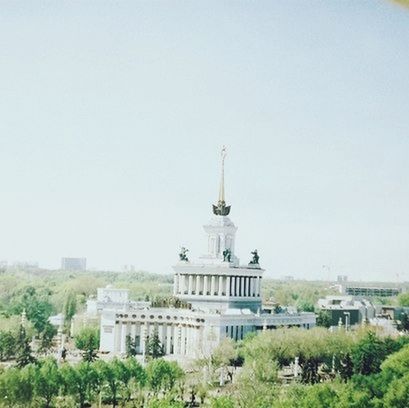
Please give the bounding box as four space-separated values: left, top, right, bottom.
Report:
213 146 231 216
218 146 226 202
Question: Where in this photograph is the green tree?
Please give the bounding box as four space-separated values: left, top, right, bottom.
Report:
383 373 409 408
210 396 235 408
16 325 36 368
96 358 125 407
60 362 98 408
234 359 278 407
0 365 35 407
300 383 339 408
146 359 184 394
398 292 409 307
301 357 319 384
39 322 57 353
125 334 137 357
297 300 315 312
75 326 100 362
14 287 53 335
147 328 165 359
0 330 16 361
148 396 185 408
63 292 77 324
339 353 354 382
381 343 409 378
34 358 61 408
123 357 147 399
351 331 386 375
399 312 409 331
316 310 331 328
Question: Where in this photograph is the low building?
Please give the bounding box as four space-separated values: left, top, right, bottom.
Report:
317 295 375 327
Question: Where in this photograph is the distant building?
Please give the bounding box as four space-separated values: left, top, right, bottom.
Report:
12 261 39 270
282 275 294 281
345 286 401 298
337 275 348 283
61 257 87 271
86 285 149 315
317 295 375 327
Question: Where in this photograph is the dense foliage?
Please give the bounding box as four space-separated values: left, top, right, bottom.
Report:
212 328 409 408
0 357 183 407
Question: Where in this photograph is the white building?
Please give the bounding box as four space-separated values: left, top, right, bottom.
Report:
61 257 87 271
86 286 149 316
99 149 315 359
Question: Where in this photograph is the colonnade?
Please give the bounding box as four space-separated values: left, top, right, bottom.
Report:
114 320 201 357
174 274 261 297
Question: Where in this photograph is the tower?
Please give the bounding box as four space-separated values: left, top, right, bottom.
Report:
173 147 263 312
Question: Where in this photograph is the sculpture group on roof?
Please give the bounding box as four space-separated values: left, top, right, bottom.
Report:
249 249 260 265
179 247 189 262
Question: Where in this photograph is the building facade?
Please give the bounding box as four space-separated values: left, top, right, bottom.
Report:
98 150 316 359
317 295 375 327
344 286 401 298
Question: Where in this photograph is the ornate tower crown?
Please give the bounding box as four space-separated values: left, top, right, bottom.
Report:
213 146 231 216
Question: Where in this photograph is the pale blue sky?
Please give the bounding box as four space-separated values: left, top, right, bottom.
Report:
1 1 409 281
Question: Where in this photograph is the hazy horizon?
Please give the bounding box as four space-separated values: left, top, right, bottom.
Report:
1 1 409 281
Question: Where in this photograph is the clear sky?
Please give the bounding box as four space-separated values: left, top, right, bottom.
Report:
1 1 409 281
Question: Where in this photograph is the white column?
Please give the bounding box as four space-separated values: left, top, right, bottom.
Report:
174 324 182 354
249 277 254 296
120 322 128 354
218 276 223 296
180 275 185 294
203 275 208 295
140 323 147 356
195 275 200 295
181 325 187 355
211 275 216 295
256 276 261 296
233 277 237 296
159 324 165 351
226 276 231 296
166 325 172 354
173 274 178 295
186 326 190 356
188 275 193 295
115 322 122 353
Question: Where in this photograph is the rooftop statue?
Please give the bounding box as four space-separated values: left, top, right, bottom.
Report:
179 247 189 262
249 249 260 265
223 248 232 262
213 146 231 216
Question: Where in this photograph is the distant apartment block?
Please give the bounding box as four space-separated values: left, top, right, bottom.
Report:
345 286 401 298
337 275 348 283
61 257 87 271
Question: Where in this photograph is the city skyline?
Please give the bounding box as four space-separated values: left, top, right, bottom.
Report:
1 1 409 280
